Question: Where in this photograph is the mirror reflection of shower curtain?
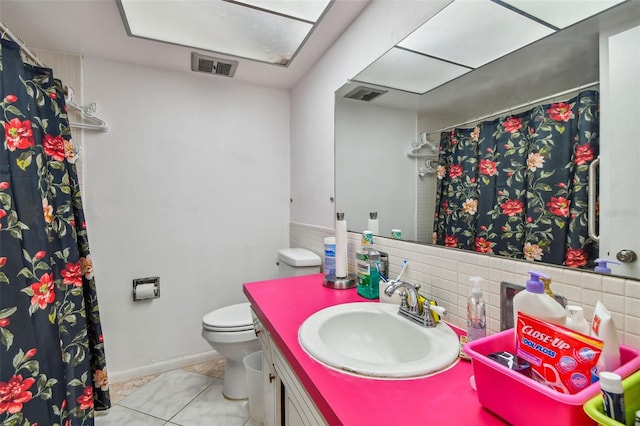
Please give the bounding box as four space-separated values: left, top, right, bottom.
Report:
0 39 110 424
432 90 599 269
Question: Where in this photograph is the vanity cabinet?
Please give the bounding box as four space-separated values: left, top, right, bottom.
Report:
252 307 326 426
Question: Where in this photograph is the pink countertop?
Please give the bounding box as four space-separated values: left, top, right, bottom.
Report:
243 273 508 426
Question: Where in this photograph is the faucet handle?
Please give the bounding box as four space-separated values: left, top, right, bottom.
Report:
400 291 419 314
399 291 409 310
413 283 421 291
430 304 447 317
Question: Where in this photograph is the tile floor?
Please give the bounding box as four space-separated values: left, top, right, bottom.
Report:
95 355 262 426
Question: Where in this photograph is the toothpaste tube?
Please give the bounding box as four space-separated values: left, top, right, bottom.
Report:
515 312 603 394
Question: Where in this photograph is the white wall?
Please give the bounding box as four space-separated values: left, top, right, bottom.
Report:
290 0 452 229
335 98 417 238
82 58 290 377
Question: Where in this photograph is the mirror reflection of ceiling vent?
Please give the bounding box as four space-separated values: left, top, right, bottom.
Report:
191 52 238 78
344 86 387 102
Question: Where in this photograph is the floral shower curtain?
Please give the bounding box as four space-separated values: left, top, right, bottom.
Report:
0 39 110 424
433 90 599 268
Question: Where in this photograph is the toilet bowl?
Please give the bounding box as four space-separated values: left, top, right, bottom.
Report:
201 302 260 399
201 248 321 400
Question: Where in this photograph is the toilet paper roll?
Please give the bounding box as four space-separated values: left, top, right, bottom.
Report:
367 218 379 235
335 213 348 278
134 283 157 300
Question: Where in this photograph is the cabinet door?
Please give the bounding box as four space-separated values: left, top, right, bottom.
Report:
252 306 325 425
273 345 326 425
284 391 305 426
262 350 278 426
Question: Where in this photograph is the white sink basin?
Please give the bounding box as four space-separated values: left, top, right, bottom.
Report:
298 302 460 378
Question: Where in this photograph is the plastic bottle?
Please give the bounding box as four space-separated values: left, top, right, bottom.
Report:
591 300 621 372
356 231 380 299
599 371 625 423
565 305 590 335
367 211 379 235
512 271 566 328
541 276 555 299
467 278 486 342
323 237 336 277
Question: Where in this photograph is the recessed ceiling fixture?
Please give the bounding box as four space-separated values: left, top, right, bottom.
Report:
117 0 333 67
353 0 627 95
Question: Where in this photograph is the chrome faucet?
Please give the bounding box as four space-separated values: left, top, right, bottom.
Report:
384 281 446 328
384 280 420 314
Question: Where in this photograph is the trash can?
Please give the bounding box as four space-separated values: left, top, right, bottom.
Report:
243 351 264 423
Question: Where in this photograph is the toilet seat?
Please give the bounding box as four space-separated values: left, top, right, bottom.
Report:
202 302 254 332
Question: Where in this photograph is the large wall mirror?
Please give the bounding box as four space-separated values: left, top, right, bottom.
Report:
335 0 640 279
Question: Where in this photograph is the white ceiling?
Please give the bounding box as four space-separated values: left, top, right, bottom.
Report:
338 0 640 120
0 0 370 89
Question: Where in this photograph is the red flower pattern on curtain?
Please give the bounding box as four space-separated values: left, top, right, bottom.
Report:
0 39 110 425
433 91 599 268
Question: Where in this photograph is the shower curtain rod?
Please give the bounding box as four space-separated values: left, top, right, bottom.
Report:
424 81 599 138
0 21 109 132
0 21 45 67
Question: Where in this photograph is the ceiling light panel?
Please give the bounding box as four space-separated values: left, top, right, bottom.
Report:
119 0 325 66
235 0 331 22
501 0 627 29
398 0 554 69
354 47 471 94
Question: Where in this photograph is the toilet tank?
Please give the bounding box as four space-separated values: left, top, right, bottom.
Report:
277 248 321 277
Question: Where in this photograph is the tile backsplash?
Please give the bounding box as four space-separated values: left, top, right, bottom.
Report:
290 222 640 348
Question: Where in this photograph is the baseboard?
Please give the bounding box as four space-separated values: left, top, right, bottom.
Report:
109 350 220 384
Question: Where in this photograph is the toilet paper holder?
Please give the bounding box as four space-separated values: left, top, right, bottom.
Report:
132 277 160 301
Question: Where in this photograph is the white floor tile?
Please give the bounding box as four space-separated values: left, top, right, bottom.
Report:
95 405 166 426
118 369 214 420
170 382 250 426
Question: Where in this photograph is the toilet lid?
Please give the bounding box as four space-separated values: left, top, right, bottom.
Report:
202 302 253 331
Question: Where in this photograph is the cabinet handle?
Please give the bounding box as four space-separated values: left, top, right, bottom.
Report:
269 373 276 383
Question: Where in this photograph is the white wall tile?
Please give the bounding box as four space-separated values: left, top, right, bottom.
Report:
602 293 626 314
603 276 625 296
581 272 603 291
291 222 640 346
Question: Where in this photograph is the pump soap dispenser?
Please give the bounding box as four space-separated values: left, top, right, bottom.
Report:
594 258 621 274
467 277 486 342
512 271 566 328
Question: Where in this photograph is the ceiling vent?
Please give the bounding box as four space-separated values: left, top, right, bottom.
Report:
191 52 238 78
344 86 387 102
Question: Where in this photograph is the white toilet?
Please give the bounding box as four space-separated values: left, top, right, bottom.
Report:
201 248 321 399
